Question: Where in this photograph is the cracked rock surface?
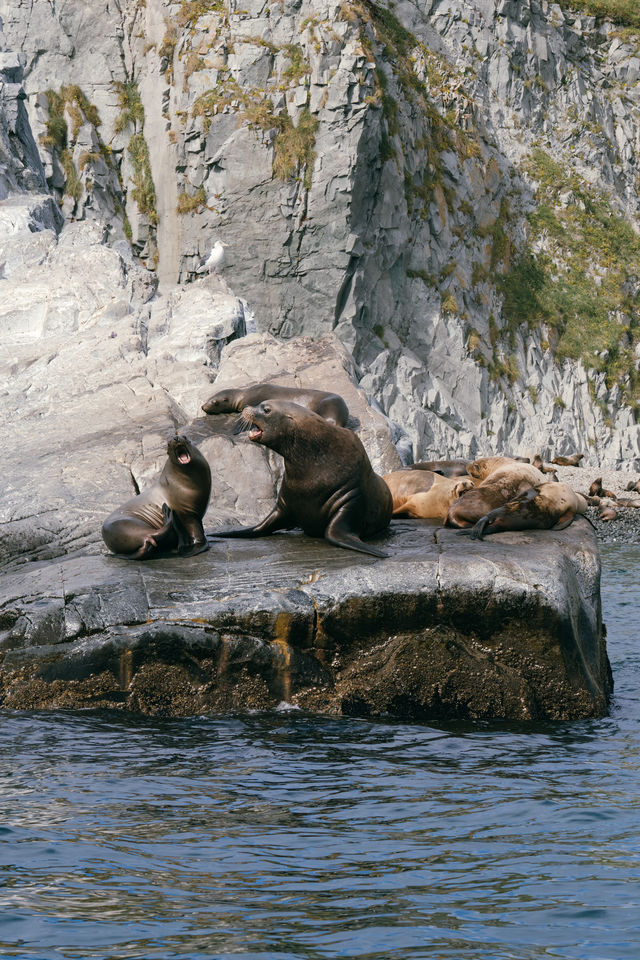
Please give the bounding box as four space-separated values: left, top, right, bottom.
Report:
0 518 610 721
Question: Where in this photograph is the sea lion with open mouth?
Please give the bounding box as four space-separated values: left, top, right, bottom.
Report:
102 435 211 559
215 400 392 557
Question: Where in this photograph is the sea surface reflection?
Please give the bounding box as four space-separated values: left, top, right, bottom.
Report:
1 545 639 959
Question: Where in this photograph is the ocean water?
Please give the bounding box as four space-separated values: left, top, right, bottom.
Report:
1 544 638 960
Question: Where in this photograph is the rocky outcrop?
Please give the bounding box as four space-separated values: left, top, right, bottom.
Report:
0 517 611 721
3 0 640 466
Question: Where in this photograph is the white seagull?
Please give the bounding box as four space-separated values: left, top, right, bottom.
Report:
197 240 228 275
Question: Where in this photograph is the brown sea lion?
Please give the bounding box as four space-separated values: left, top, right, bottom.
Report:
216 400 392 557
532 454 558 475
598 503 619 522
102 436 211 560
202 382 349 427
446 460 546 528
625 479 640 494
468 483 588 540
551 453 584 466
589 477 617 499
393 477 475 520
408 459 470 478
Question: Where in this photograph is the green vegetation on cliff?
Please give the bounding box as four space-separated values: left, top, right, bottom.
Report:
190 41 318 189
501 149 640 403
559 1 640 28
113 80 158 227
40 86 102 201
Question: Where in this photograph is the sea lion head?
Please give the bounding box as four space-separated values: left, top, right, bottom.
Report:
240 400 318 452
202 389 237 414
167 435 196 467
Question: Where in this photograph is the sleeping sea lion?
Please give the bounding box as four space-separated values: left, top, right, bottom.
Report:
392 477 475 520
383 468 450 509
202 382 349 427
446 460 546 528
102 435 211 559
468 483 588 540
216 400 392 557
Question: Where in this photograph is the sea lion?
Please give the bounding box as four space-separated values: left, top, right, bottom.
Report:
552 453 584 467
598 503 619 522
383 468 451 509
102 435 211 560
626 479 640 494
532 454 558 475
465 455 523 482
446 460 546 528
468 483 588 540
216 400 392 557
392 477 475 520
589 477 617 499
408 459 470 478
202 382 349 427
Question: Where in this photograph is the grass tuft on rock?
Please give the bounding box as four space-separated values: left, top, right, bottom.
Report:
500 148 640 400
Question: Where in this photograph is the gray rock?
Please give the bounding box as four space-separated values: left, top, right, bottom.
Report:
0 518 611 722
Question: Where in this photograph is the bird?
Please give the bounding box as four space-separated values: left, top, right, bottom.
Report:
196 240 228 275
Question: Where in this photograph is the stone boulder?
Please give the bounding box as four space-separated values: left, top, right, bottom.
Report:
0 518 611 722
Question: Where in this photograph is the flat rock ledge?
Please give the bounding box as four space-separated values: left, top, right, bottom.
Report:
0 518 611 722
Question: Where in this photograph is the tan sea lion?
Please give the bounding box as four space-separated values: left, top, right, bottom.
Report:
202 382 349 427
468 483 588 540
408 459 470 478
552 453 584 467
216 400 392 557
393 477 475 520
383 468 450 509
465 456 525 482
598 503 619 522
102 436 211 560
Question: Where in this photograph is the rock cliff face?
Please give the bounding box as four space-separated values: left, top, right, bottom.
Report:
1 0 639 468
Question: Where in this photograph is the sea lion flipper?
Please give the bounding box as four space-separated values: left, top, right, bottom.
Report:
469 516 490 541
325 514 388 558
552 509 576 530
217 504 291 539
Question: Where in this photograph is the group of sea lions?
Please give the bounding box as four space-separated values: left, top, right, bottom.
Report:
100 383 613 561
102 382 391 560
385 455 589 540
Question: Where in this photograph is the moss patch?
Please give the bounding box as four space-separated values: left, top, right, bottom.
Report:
500 148 640 401
558 0 640 28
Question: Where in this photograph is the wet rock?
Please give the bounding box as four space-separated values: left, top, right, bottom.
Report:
0 519 610 721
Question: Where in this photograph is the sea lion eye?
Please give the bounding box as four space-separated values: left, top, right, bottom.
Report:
262 403 271 414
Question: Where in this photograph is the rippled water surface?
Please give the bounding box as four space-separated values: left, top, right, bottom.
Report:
1 545 639 960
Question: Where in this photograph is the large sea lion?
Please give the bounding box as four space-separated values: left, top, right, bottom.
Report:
392 477 475 520
446 459 546 528
216 400 392 557
102 436 211 560
202 382 349 427
408 459 470 478
468 483 588 539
